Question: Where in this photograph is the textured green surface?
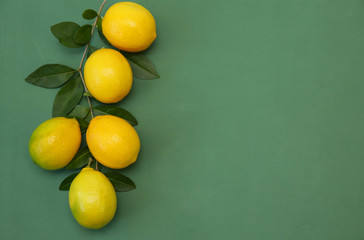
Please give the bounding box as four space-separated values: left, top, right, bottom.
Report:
1 0 364 239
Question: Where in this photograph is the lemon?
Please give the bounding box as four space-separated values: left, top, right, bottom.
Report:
29 117 81 170
102 2 157 52
69 167 117 229
84 48 132 104
86 115 140 169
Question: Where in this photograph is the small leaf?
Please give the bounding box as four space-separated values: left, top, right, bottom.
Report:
67 105 90 119
122 52 160 80
83 91 93 97
74 24 92 45
66 147 92 169
87 46 99 58
93 105 138 126
59 172 78 191
52 75 84 117
82 9 97 20
25 64 77 88
104 172 136 192
50 22 82 48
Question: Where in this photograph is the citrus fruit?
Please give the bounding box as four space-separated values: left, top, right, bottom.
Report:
102 2 157 52
86 115 140 169
69 167 117 229
29 117 81 170
84 48 132 104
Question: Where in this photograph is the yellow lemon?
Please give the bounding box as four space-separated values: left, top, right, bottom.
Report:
84 48 132 104
86 115 140 169
102 2 157 52
69 167 117 229
28 117 81 170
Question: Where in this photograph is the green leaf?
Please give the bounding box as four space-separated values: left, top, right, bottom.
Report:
66 147 92 169
93 105 138 126
122 52 160 80
76 117 89 133
73 24 92 45
83 91 94 97
50 22 82 48
59 172 78 191
82 9 97 20
25 64 77 88
87 45 99 58
52 75 84 117
67 105 90 119
104 172 136 192
96 17 113 47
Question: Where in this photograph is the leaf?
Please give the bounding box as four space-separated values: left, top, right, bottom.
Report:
104 172 136 192
83 91 93 97
66 147 92 169
87 45 99 58
67 105 90 119
96 17 112 47
93 105 138 126
122 52 160 80
59 172 78 191
82 9 97 20
50 22 82 48
73 24 92 45
52 75 84 117
76 117 89 133
25 64 77 88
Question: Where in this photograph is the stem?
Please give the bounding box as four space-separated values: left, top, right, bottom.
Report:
79 0 107 169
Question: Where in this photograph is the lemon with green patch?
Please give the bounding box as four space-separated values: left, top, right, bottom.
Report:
69 167 117 229
28 117 81 170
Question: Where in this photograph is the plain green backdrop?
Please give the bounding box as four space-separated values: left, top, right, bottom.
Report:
2 0 364 239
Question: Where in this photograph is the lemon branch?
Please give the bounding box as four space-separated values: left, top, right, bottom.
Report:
77 0 108 120
77 0 107 171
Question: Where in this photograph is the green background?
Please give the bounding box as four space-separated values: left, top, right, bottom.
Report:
1 0 364 239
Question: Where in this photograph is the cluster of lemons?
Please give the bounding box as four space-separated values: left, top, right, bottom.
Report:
28 2 156 229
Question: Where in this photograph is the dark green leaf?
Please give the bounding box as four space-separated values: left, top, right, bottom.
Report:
25 64 77 88
122 52 160 80
87 46 99 58
104 172 136 192
66 147 92 169
74 24 92 45
52 75 84 117
82 9 97 20
59 172 78 191
93 105 138 126
50 22 82 48
76 117 89 133
96 17 113 47
67 105 90 119
84 111 92 122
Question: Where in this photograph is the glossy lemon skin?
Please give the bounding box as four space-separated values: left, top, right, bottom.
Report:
102 2 157 52
29 117 81 170
84 48 132 104
86 115 140 169
69 167 117 229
